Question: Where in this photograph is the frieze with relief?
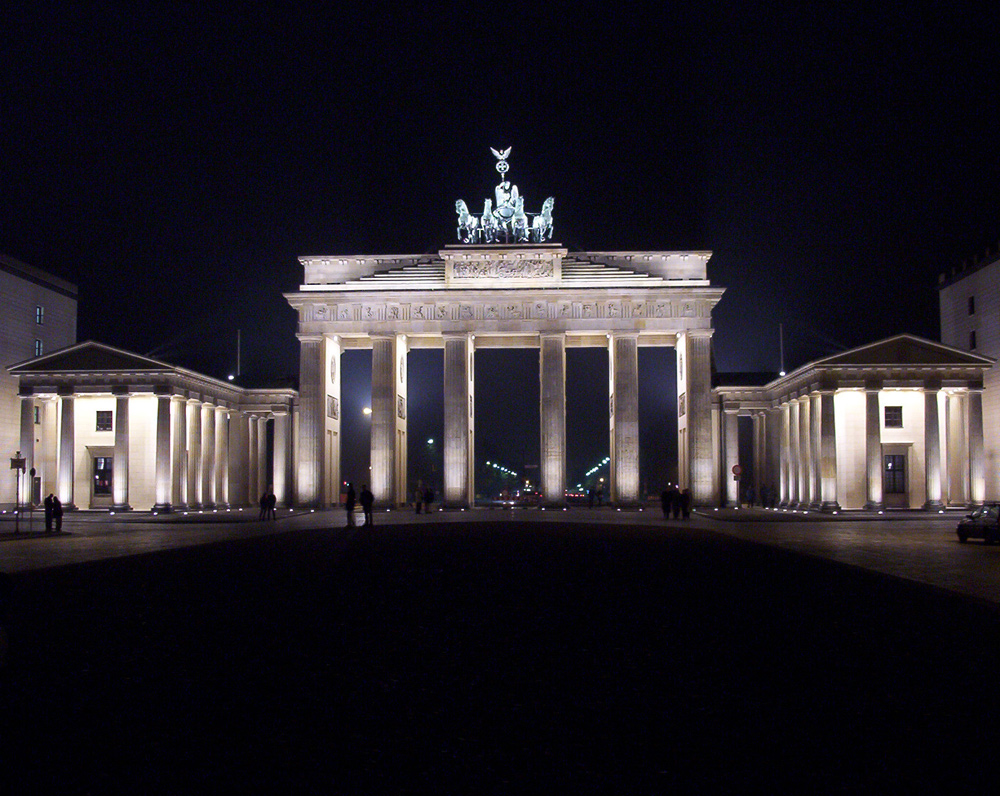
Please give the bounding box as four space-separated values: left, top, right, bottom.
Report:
452 259 554 279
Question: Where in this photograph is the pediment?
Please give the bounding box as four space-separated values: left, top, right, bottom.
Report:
813 334 994 368
8 341 173 374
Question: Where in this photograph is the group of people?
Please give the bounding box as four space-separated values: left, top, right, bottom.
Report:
43 493 63 533
343 483 375 527
743 484 775 508
258 490 278 520
660 485 692 519
586 485 605 507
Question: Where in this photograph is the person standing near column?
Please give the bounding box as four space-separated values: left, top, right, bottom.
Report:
345 483 356 527
360 484 374 527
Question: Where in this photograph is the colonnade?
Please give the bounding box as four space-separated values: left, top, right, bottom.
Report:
298 329 716 509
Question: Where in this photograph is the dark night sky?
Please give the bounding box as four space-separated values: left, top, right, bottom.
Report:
3 3 998 491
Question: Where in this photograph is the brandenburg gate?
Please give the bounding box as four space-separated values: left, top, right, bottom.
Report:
285 150 724 508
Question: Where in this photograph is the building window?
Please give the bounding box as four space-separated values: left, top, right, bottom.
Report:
884 406 903 428
34 406 40 425
34 339 43 357
970 330 977 350
36 305 45 324
96 410 113 432
968 296 976 315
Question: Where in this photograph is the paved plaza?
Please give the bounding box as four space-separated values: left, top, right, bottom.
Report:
2 507 999 604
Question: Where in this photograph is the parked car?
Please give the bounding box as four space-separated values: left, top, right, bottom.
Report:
956 503 1000 544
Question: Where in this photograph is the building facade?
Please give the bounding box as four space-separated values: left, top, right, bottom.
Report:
939 252 1000 499
286 245 724 508
9 342 295 512
715 335 992 510
1 254 77 508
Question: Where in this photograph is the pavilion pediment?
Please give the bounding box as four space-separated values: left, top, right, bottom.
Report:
8 341 172 374
813 334 994 368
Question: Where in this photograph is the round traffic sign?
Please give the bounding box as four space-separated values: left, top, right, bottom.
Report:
732 464 742 476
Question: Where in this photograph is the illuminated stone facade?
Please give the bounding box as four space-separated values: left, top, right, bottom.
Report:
715 336 992 510
9 342 295 512
287 245 725 507
1 254 77 508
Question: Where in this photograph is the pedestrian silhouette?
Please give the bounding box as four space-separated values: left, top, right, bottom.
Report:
53 496 63 532
267 489 277 520
259 492 267 520
44 493 54 533
359 484 374 527
424 485 434 513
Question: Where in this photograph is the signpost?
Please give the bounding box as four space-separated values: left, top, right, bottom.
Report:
10 452 26 534
732 464 742 507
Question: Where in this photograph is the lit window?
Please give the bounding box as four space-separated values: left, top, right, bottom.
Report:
968 296 975 315
884 406 903 428
36 306 44 324
34 406 40 424
34 339 43 357
970 330 977 350
96 411 113 432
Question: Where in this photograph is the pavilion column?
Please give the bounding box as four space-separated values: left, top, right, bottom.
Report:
154 390 173 511
789 400 800 507
609 333 639 506
216 407 229 508
248 415 259 505
923 383 944 510
969 388 985 506
58 390 76 509
779 402 790 506
809 394 822 508
19 394 34 505
864 386 883 510
323 335 343 506
766 406 782 504
112 389 131 510
202 403 216 508
540 333 567 507
681 330 714 505
273 409 291 506
819 390 840 511
370 333 407 507
257 416 268 498
797 397 810 507
296 335 323 506
228 411 248 508
723 406 739 506
945 393 968 506
173 397 188 508
188 399 202 508
443 333 475 508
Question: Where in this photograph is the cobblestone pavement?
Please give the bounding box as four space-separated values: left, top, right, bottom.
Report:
2 506 995 603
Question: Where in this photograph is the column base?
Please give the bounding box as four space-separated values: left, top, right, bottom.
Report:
152 503 173 514
820 501 841 513
923 500 946 511
110 504 132 512
864 501 884 511
809 501 822 511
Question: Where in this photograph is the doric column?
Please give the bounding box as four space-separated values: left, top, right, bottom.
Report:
679 330 715 505
766 406 782 502
819 390 840 511
789 399 800 507
779 402 790 506
58 390 75 509
216 407 229 508
110 389 130 510
540 333 567 507
945 392 968 506
19 393 34 504
187 398 202 508
609 333 640 506
173 397 188 508
443 333 475 508
202 403 216 508
154 390 173 511
257 416 268 498
923 383 944 510
370 333 407 507
797 397 810 507
296 335 323 506
752 413 764 499
809 394 822 508
228 411 248 508
273 410 291 506
247 415 259 506
969 388 985 505
724 406 739 506
323 335 343 506
864 385 883 510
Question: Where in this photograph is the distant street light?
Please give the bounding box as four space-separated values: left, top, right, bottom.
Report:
362 407 372 416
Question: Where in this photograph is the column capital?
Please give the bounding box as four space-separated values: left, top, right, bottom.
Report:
864 378 883 393
57 385 75 397
923 378 942 392
296 334 324 344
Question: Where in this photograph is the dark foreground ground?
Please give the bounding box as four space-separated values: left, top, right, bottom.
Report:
2 521 999 793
